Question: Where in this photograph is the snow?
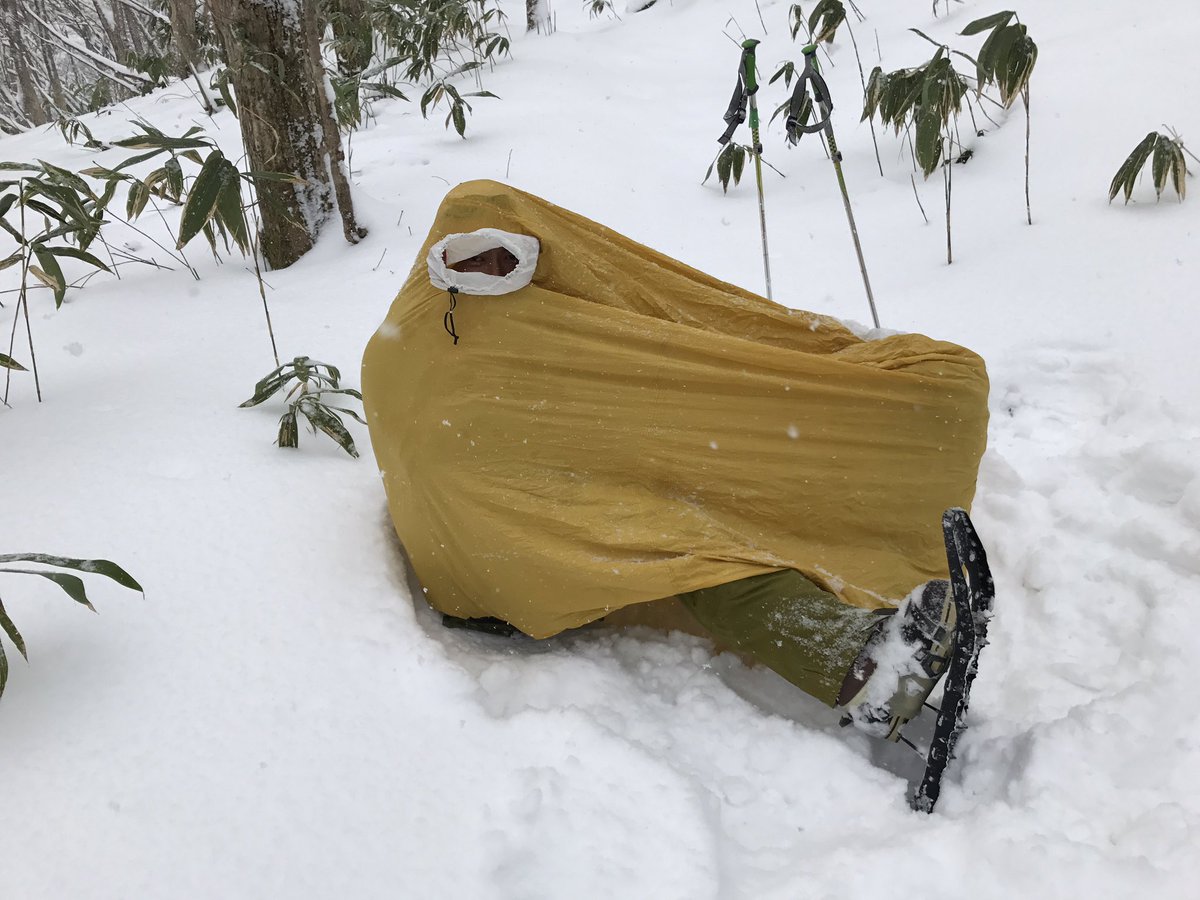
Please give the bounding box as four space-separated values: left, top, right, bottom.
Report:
3 0 1200 896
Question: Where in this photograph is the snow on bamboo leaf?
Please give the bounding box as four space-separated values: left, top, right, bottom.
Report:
1109 131 1189 203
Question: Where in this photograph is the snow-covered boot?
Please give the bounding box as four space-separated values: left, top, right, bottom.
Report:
838 579 956 741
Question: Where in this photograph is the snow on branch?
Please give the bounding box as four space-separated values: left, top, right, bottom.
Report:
27 8 154 91
112 0 172 27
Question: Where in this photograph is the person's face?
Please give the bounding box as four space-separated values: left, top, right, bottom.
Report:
448 247 519 277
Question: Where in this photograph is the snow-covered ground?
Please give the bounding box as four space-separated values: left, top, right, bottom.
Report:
3 1 1199 896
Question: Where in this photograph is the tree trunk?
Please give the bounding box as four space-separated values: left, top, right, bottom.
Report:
113 1 145 58
168 0 199 77
328 0 371 76
0 0 50 126
34 0 67 112
526 0 548 32
209 0 364 270
92 0 130 64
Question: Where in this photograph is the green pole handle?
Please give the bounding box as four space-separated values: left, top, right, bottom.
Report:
741 39 760 93
742 39 761 129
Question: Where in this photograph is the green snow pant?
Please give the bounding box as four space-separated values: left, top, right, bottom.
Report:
679 569 882 707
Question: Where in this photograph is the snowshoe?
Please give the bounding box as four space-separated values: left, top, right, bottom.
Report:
909 507 995 813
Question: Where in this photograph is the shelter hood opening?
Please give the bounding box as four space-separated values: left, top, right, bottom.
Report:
427 227 540 296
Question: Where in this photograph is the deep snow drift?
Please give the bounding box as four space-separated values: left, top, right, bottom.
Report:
3 1 1199 897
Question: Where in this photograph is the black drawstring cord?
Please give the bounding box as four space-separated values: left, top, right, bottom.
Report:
444 287 459 345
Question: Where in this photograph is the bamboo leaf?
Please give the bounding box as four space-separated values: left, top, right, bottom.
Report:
113 133 209 152
0 569 95 611
126 179 151 220
987 24 1024 98
144 167 168 195
164 157 184 201
240 371 292 407
0 636 8 698
716 143 733 193
176 151 226 249
78 165 121 179
32 245 67 306
1171 141 1188 200
809 0 846 44
0 352 27 370
769 61 794 88
213 67 238 118
976 22 1003 85
960 10 1014 36
322 405 368 425
112 148 168 172
0 596 27 660
997 28 1036 106
27 265 55 290
1109 132 1158 203
44 245 112 273
37 160 94 197
277 409 299 448
731 144 746 185
312 360 341 384
451 103 467 137
366 82 409 101
25 181 90 225
0 250 22 272
297 400 359 458
915 111 944 178
862 66 886 122
214 161 249 255
97 177 120 213
0 216 22 243
0 555 143 593
1151 138 1172 199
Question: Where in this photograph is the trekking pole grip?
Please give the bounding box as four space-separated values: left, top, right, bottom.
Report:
740 39 761 94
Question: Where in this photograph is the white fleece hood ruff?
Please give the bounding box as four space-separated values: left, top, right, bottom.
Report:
427 228 541 296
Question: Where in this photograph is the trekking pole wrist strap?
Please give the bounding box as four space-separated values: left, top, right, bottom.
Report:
718 39 762 144
787 47 835 139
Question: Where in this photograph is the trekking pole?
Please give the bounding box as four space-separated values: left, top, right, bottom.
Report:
718 39 773 300
785 44 880 329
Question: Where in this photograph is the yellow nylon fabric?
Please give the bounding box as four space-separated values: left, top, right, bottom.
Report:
362 181 989 639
